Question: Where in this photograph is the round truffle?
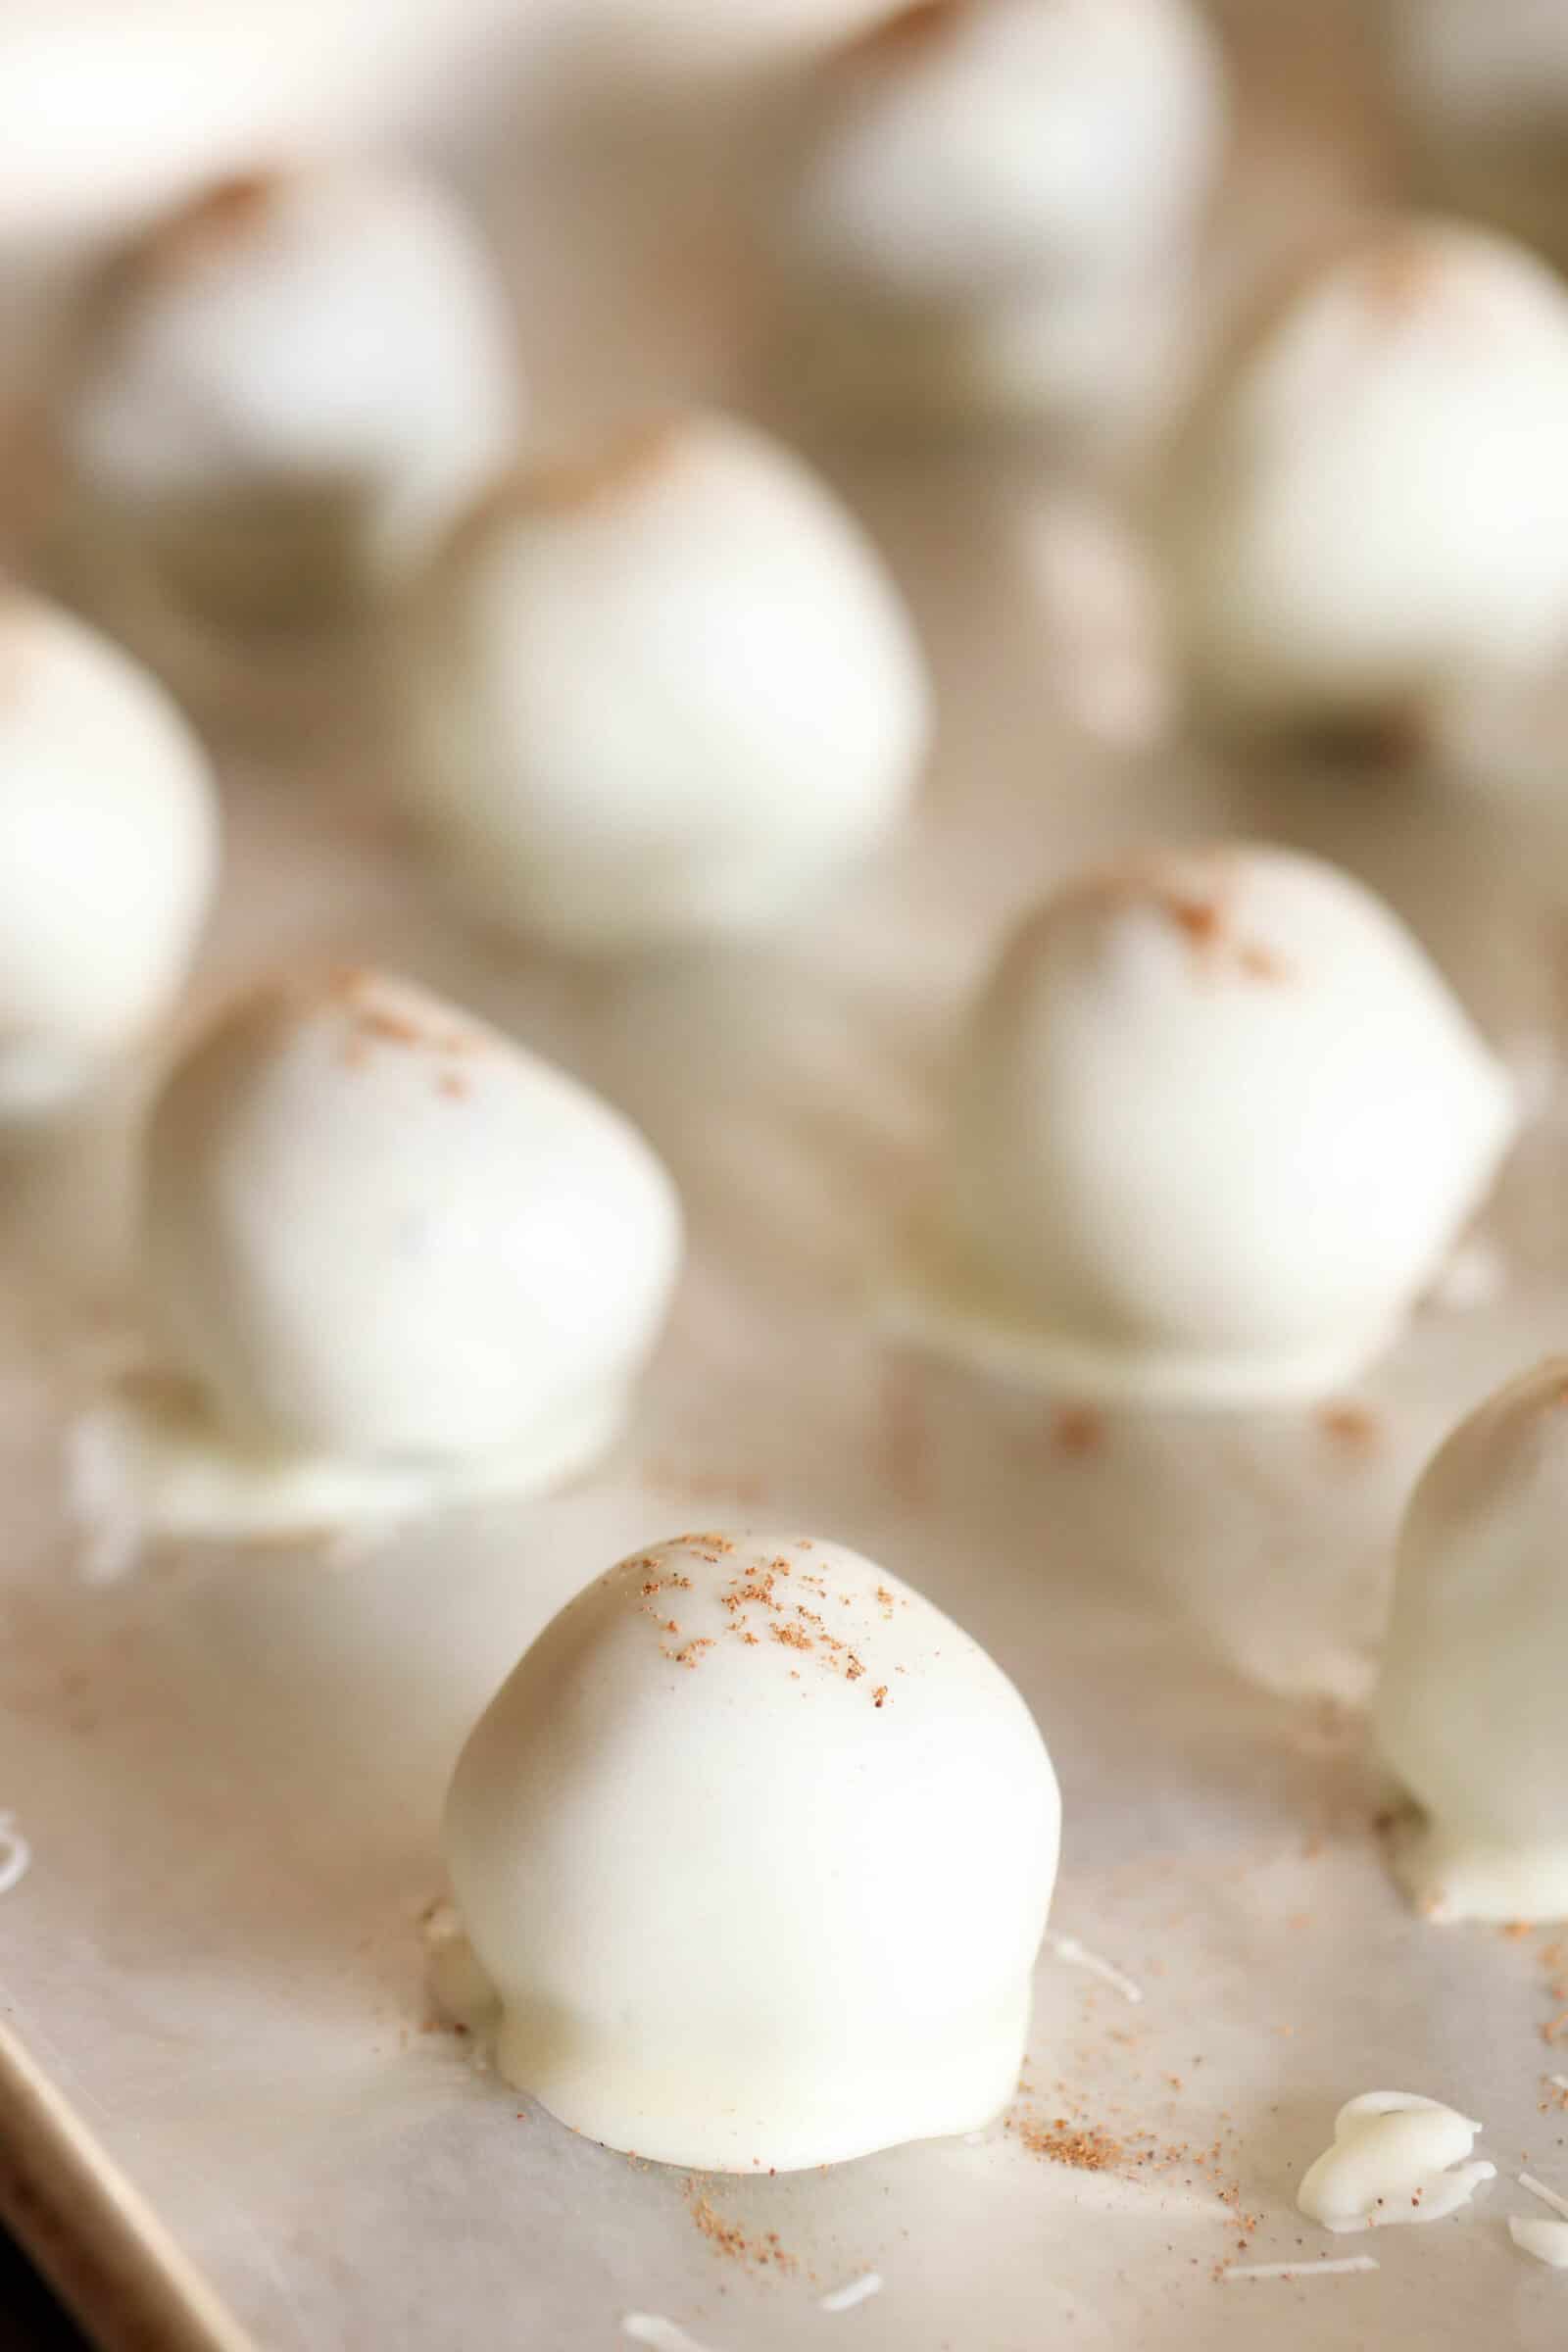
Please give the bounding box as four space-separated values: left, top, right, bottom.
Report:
395 413 930 951
440 1529 1060 2170
1159 219 1568 741
773 0 1226 426
59 164 521 628
109 969 680 1538
905 844 1516 1405
0 591 217 1117
1377 1357 1568 1923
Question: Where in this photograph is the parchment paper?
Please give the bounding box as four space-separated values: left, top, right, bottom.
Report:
5 5 1568 2345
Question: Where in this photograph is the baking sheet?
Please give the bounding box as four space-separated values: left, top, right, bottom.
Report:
6 5 1568 2345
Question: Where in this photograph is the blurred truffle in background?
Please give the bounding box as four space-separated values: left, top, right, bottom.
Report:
765 0 1228 441
0 589 218 1121
392 409 931 954
1155 216 1568 756
49 160 522 650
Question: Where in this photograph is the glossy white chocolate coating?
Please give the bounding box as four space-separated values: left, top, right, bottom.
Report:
904 844 1515 1405
1297 2093 1494 2232
1378 1357 1568 1922
397 412 930 951
441 1530 1059 2170
105 969 680 1539
0 592 216 1116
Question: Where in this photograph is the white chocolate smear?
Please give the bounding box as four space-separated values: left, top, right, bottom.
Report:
819 2274 884 2313
1042 1934 1144 2004
1223 2258 1379 2280
1297 2092 1494 2232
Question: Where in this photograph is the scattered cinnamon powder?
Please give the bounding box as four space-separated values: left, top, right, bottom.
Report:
723 1580 783 1613
1317 1402 1382 1455
685 2183 798 2272
357 1004 425 1047
645 1540 906 1702
1052 1405 1103 1458
1048 858 1287 985
463 422 683 547
1017 2120 1124 2172
1168 898 1221 948
142 172 281 276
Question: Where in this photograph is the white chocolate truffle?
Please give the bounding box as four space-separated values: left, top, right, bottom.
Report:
1377 1358 1568 1923
0 592 217 1116
774 0 1225 427
1160 220 1568 741
59 166 521 627
903 844 1516 1406
1297 2093 1494 2232
440 1530 1059 2171
396 415 930 952
1389 1 1568 272
98 970 680 1540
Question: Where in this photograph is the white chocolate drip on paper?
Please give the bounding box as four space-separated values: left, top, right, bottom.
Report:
1298 2092 1494 2232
